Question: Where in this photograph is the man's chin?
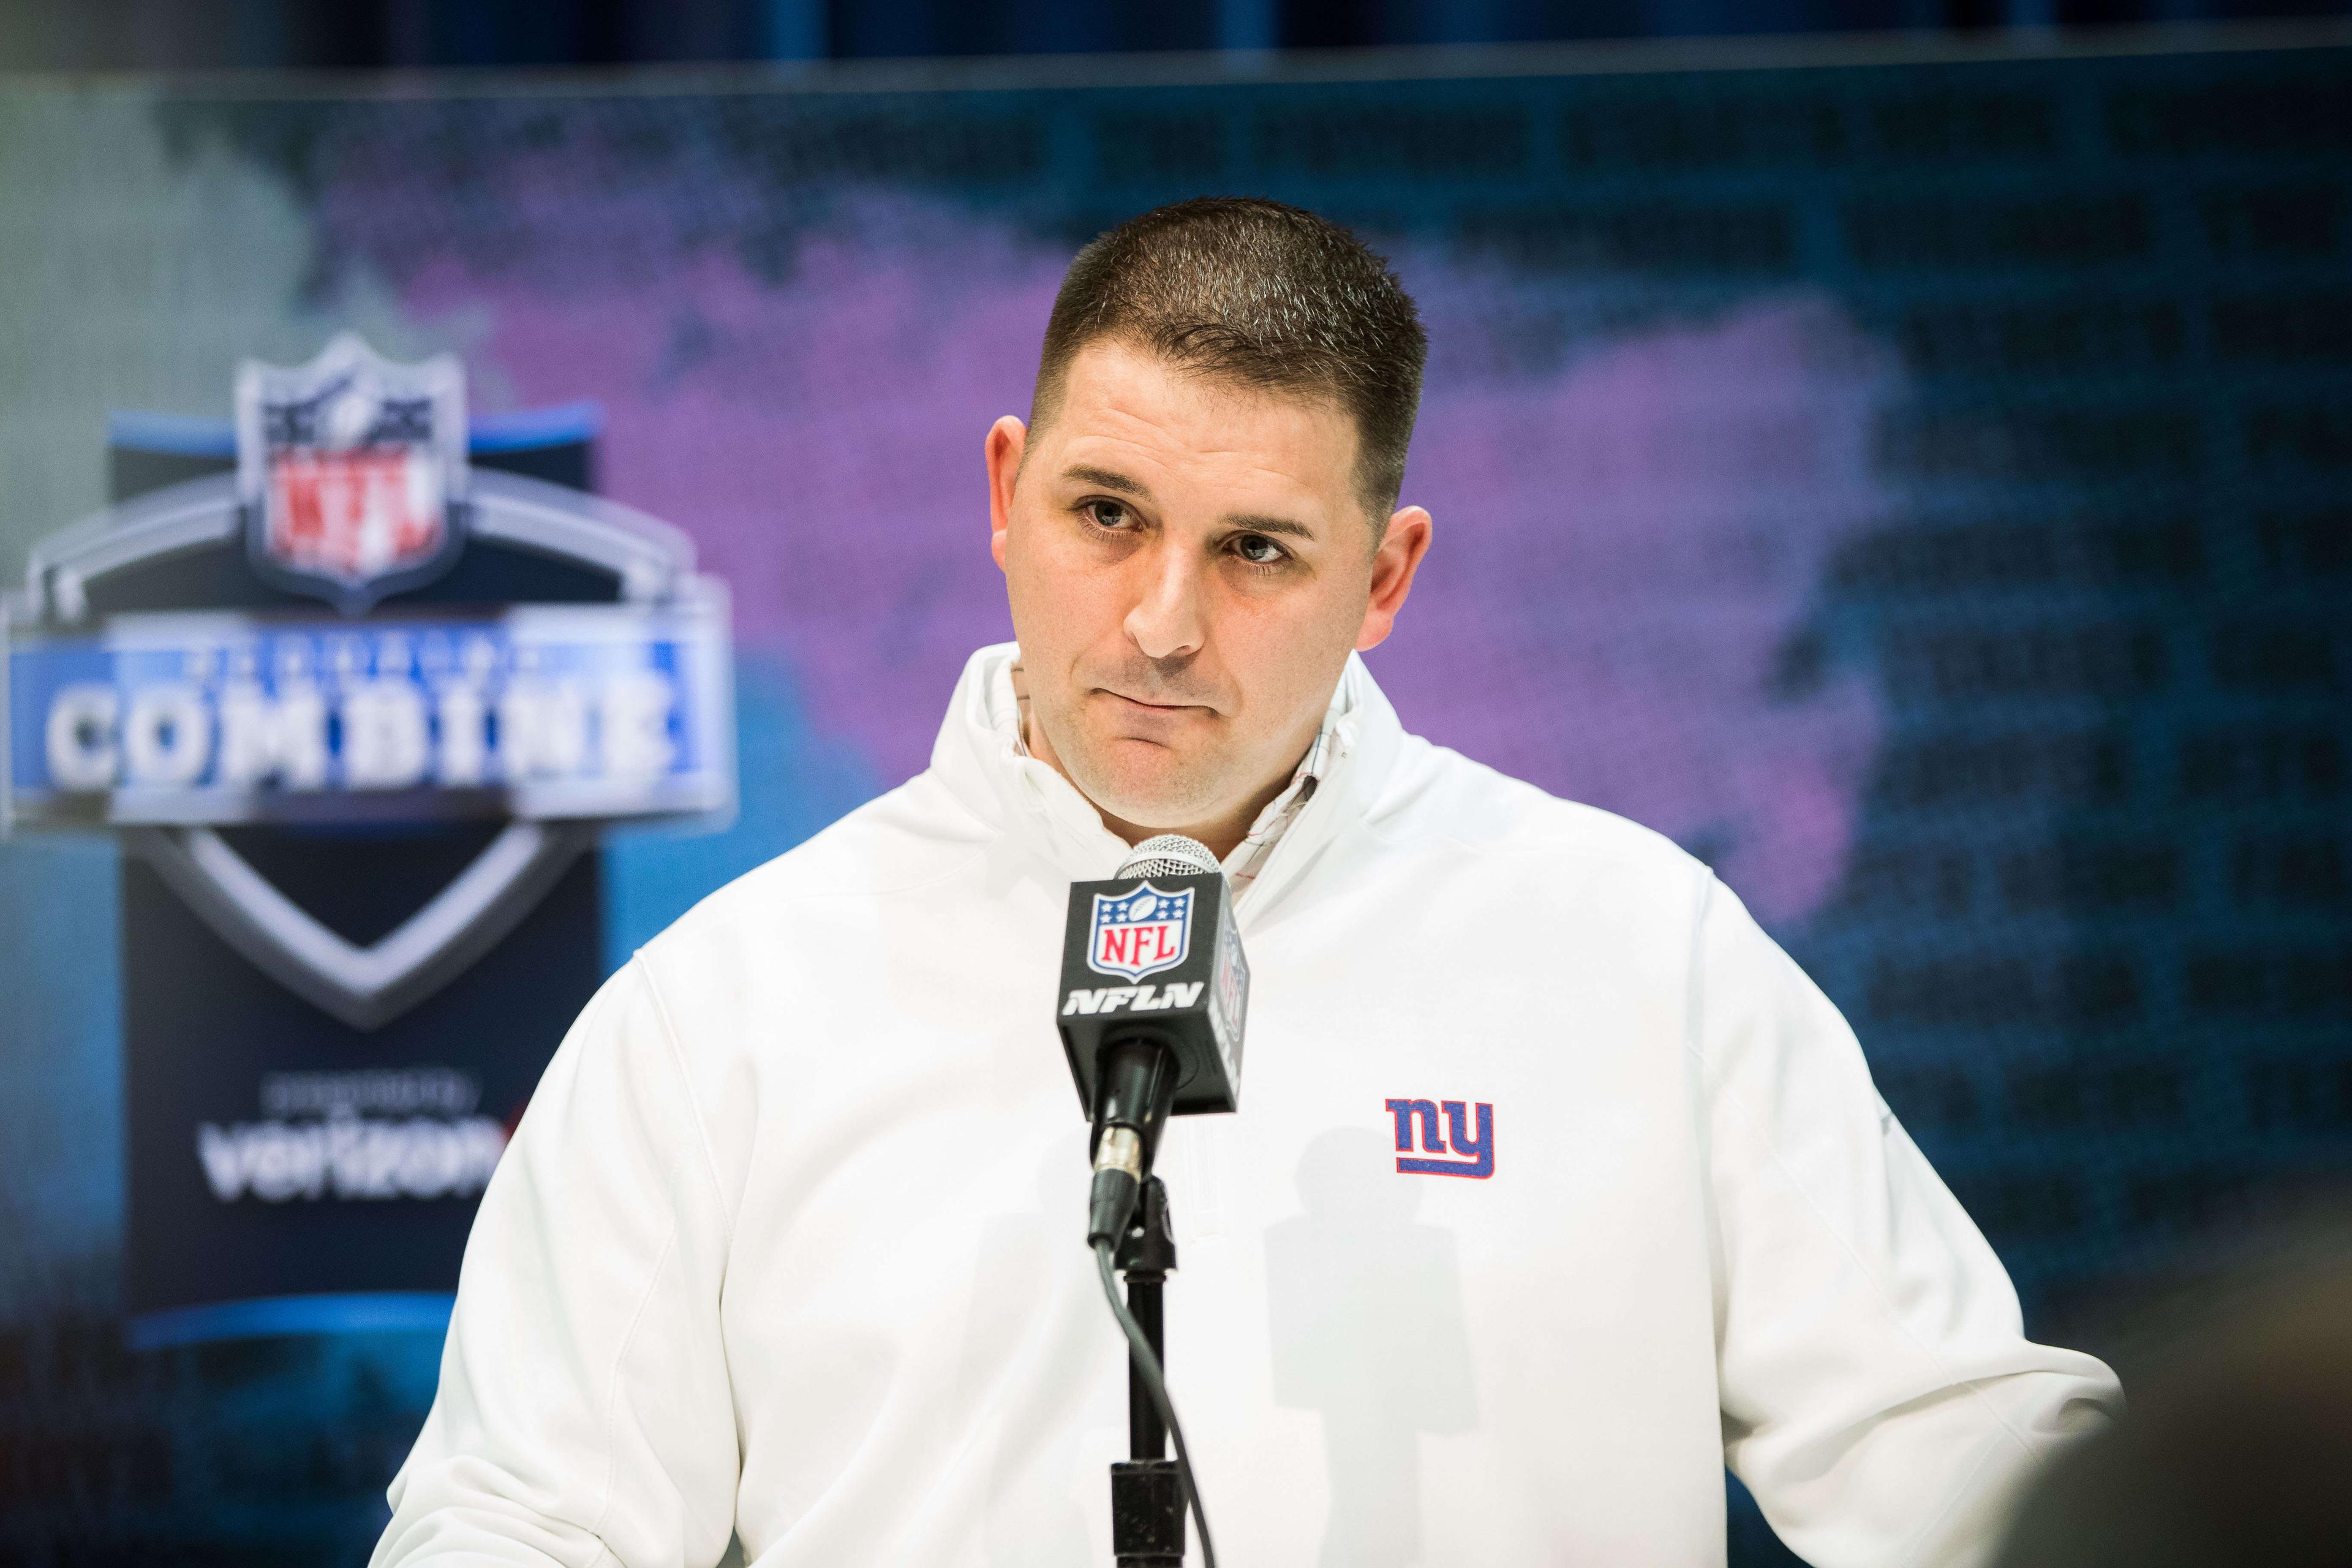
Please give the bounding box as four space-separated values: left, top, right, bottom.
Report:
1060 742 1226 837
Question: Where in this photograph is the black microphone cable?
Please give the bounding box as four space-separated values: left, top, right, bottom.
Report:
1092 1238 1218 1568
1071 832 1235 1566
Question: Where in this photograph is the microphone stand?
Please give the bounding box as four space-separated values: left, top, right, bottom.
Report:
1109 1176 1185 1567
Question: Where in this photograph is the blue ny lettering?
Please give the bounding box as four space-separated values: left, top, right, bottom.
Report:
1384 1098 1494 1179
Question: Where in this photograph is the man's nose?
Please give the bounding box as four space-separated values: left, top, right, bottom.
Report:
1123 542 1206 663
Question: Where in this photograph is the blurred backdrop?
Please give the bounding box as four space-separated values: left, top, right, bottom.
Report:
1 5 2350 1566
4 0 2351 67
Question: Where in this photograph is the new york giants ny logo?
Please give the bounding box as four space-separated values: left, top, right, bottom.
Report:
1385 1098 1494 1179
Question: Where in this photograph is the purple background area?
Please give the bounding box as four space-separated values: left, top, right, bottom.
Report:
355 184 1890 927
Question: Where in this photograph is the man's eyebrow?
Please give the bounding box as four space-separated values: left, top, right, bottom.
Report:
1223 513 1317 542
1061 464 1152 499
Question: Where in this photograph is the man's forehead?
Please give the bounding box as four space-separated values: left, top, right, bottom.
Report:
1039 341 1361 510
1050 337 1349 432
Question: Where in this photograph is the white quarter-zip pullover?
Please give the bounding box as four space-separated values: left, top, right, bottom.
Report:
375 643 2119 1568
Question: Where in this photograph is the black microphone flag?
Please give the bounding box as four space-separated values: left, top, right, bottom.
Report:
1056 836 1248 1128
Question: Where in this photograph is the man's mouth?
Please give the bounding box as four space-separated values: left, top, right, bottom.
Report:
1098 688 1212 717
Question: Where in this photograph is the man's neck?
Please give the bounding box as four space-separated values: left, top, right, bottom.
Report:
1020 709 1303 864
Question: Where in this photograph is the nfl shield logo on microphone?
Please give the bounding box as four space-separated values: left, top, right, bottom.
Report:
1088 883 1194 982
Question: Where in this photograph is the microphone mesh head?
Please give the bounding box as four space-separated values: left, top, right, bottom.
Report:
1117 834 1223 881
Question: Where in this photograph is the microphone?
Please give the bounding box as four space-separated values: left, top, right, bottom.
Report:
1057 834 1249 1246
1061 833 1242 1568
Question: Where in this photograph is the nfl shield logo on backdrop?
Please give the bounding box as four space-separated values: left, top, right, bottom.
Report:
236 332 469 614
1088 883 1194 982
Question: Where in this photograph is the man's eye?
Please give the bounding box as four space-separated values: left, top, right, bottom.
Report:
1085 499 1133 530
1233 533 1286 565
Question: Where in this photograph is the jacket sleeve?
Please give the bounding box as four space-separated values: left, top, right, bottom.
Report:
371 957 741 1568
1692 872 2120 1567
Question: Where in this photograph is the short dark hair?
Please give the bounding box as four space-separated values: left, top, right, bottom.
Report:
1032 197 1427 520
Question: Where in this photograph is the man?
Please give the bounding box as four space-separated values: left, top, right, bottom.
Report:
374 198 2119 1568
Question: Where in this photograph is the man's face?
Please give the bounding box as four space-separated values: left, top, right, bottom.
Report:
986 339 1430 845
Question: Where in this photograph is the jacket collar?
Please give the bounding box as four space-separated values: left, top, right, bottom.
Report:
925 641 1406 921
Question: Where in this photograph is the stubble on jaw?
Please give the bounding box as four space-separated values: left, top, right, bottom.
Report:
1010 653 1301 839
1016 664 1331 865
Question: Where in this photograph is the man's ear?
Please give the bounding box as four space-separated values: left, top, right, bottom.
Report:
986 415 1027 573
1355 505 1433 653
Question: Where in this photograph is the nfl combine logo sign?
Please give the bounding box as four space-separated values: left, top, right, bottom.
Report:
0 333 736 1349
238 333 469 614
4 334 734 1030
1088 883 1194 982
